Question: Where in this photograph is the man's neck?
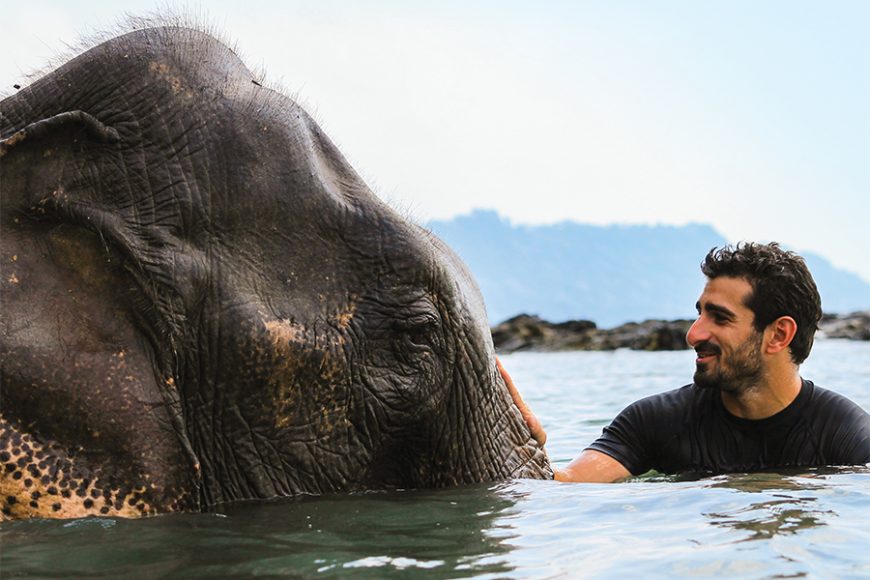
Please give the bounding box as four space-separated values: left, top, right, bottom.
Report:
721 370 803 420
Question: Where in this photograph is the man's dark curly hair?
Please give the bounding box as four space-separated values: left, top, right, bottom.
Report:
701 242 822 364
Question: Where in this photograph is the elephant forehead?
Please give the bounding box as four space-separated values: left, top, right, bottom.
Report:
264 319 307 345
261 315 349 363
262 316 347 354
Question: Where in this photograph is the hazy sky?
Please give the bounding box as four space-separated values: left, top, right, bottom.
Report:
4 1 869 283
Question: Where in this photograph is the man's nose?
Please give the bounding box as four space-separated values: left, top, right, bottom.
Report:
686 317 709 347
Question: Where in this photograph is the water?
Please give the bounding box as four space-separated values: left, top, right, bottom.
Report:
2 340 868 578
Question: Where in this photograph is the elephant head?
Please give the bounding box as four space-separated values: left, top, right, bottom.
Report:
0 26 551 519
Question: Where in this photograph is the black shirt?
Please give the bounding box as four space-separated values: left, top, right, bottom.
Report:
587 379 870 476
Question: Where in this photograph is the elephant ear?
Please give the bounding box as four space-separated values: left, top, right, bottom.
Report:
3 106 203 340
0 110 120 155
1 110 202 519
1 110 121 221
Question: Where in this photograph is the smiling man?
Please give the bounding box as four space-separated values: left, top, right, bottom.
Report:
501 242 870 482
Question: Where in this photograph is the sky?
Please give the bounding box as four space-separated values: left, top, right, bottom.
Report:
4 1 869 283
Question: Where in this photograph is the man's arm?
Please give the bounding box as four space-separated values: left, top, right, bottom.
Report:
498 358 632 483
555 450 632 483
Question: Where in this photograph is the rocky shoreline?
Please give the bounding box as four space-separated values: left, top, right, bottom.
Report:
818 312 870 341
492 311 870 354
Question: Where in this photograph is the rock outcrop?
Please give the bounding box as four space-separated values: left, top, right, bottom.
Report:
492 311 870 354
491 314 692 353
818 312 870 340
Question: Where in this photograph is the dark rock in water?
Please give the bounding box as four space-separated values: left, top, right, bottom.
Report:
491 314 598 352
491 314 692 353
818 312 870 340
590 320 693 352
492 311 870 353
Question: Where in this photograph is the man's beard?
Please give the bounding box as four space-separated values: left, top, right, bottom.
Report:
693 331 764 394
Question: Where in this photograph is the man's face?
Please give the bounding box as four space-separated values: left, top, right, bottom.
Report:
686 276 765 394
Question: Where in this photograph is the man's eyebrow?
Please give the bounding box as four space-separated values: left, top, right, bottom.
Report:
696 301 737 319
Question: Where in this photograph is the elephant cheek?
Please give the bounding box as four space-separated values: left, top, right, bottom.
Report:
262 318 350 432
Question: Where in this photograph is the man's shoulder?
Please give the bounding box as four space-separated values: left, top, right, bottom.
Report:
626 384 709 417
634 383 706 406
805 380 870 421
804 380 868 415
802 380 870 463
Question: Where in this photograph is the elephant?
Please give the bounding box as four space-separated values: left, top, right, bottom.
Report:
0 25 552 520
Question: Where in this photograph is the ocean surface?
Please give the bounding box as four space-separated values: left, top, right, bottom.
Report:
1 339 868 578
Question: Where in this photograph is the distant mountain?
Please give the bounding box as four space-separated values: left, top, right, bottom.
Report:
427 210 870 327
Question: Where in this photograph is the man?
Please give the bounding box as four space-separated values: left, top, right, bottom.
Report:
501 242 870 482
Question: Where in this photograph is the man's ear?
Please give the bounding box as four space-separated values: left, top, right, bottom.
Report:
765 316 798 355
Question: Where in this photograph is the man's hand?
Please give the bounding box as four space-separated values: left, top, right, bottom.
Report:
497 357 632 483
497 357 547 447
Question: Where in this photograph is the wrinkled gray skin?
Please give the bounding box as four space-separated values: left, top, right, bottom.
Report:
0 27 551 519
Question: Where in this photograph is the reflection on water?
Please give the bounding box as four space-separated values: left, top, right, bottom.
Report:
0 485 526 579
704 475 828 543
212 486 526 578
701 471 856 543
707 496 828 542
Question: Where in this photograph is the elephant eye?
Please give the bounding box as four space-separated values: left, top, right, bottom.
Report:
397 314 439 348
